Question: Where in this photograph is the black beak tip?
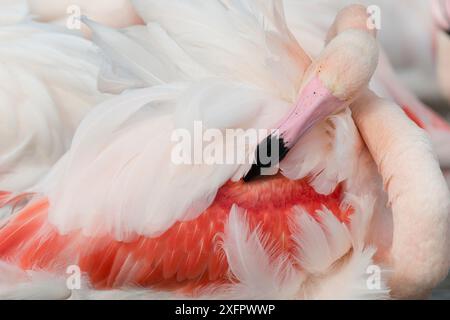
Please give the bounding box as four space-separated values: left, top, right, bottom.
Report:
242 164 261 182
242 135 291 183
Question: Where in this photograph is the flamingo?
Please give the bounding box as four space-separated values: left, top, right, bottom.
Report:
0 15 107 214
0 1 449 300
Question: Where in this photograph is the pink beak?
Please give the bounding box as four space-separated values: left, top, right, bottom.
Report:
243 76 344 181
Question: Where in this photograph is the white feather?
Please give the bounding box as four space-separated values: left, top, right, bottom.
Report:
281 108 360 195
84 18 169 89
219 205 302 299
303 247 390 300
343 194 376 250
291 206 351 274
290 195 389 299
95 0 309 100
92 22 212 93
0 261 71 300
0 23 106 192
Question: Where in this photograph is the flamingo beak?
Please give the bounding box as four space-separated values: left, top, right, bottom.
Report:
243 76 344 182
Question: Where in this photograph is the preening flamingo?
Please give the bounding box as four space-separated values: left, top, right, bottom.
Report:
0 1 449 300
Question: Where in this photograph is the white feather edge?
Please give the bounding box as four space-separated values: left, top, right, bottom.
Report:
83 18 170 89
291 193 390 299
217 205 302 299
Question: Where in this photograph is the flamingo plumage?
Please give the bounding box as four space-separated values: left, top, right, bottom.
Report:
0 8 107 216
0 1 449 300
0 0 140 199
30 0 450 170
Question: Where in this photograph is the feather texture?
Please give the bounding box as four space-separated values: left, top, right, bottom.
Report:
43 81 293 239
291 195 389 299
0 23 106 192
40 1 363 239
280 108 360 195
0 261 71 300
95 0 310 100
219 205 301 299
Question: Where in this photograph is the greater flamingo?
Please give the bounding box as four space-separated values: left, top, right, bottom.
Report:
0 1 449 300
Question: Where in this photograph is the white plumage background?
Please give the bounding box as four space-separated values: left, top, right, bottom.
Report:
0 0 450 300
